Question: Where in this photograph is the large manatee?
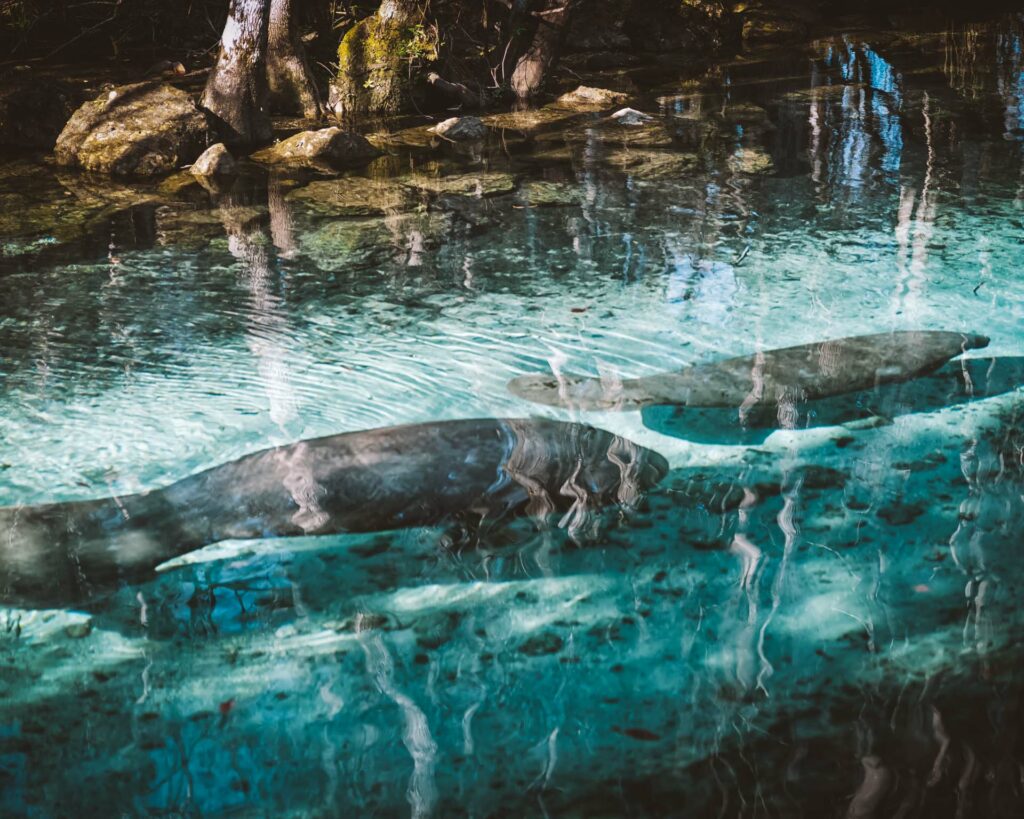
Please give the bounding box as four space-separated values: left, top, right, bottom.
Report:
0 418 668 609
508 331 990 412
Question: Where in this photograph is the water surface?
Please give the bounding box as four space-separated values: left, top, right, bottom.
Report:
1 18 1024 817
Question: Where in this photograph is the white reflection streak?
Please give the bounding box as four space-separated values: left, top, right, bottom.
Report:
360 630 438 819
729 488 763 694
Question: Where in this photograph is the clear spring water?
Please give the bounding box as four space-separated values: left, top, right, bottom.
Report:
1 20 1024 817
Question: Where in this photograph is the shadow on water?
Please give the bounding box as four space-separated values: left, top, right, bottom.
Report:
642 356 1024 444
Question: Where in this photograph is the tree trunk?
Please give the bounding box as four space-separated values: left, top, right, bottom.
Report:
266 0 321 118
510 1 577 101
333 0 425 118
201 0 272 147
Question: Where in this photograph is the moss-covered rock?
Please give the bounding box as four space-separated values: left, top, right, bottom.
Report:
430 116 487 141
553 86 630 110
333 1 431 118
249 127 381 168
516 180 582 207
190 143 236 178
286 176 422 216
402 171 516 197
54 82 212 176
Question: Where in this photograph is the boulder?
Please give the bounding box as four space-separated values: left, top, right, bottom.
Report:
554 86 630 110
54 82 212 176
430 116 487 141
0 78 78 149
250 127 380 167
190 143 236 177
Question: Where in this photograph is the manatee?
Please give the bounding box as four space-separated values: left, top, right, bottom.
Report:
644 355 1024 444
0 418 667 609
508 331 990 412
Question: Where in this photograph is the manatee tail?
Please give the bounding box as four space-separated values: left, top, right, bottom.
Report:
0 490 202 609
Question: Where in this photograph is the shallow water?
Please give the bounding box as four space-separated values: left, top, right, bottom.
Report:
2 18 1024 818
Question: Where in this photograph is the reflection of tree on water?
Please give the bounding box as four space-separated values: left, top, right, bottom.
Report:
212 172 301 434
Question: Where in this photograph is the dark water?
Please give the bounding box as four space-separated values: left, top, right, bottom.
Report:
1 18 1024 817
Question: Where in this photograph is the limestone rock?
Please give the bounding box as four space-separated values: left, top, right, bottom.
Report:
610 108 653 126
190 143 236 177
250 127 380 167
54 82 212 176
554 86 630 110
430 116 487 141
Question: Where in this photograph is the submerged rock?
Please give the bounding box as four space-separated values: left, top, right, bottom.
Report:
430 116 487 141
250 127 380 167
516 180 581 207
190 143 236 178
403 171 516 197
286 176 421 216
728 145 774 175
554 85 630 110
54 82 212 176
0 78 78 149
482 108 581 134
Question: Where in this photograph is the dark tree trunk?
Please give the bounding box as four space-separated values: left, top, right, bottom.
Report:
510 1 577 101
202 0 273 147
266 0 322 118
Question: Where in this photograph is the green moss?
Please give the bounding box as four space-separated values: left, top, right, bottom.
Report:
334 3 432 117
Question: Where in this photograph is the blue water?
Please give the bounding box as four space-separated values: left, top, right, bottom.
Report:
2 20 1024 817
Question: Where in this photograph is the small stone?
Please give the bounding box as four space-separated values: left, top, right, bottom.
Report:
251 127 380 167
610 107 653 126
190 143 236 177
430 116 487 141
554 85 630 110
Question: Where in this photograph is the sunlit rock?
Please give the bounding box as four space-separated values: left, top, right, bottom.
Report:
429 116 487 141
554 85 630 110
481 108 581 134
189 143 236 178
610 107 653 126
54 81 212 176
250 127 380 167
286 176 422 216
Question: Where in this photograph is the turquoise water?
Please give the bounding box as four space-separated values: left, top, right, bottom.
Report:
2 20 1024 817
